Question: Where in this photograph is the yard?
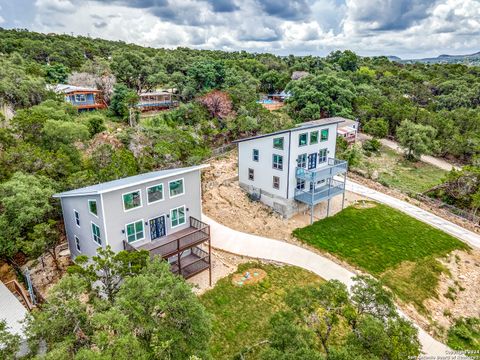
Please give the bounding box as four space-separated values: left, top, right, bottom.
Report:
200 262 322 359
292 202 469 313
353 147 447 194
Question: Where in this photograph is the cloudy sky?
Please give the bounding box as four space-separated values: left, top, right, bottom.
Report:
0 0 479 58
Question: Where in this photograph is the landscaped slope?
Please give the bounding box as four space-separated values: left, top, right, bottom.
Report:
292 202 468 275
200 262 322 359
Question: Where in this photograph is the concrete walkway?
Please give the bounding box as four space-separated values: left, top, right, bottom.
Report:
345 180 480 249
203 214 450 356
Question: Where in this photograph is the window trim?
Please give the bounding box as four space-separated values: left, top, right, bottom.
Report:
297 153 307 168
87 199 98 218
74 94 87 102
170 205 186 229
321 128 329 142
91 222 101 246
310 131 319 144
248 168 254 181
124 219 145 244
273 137 284 150
298 133 308 147
73 209 80 227
319 148 328 163
122 189 143 212
146 183 164 205
273 176 280 190
168 178 185 199
74 235 81 252
272 154 283 171
147 214 168 239
252 149 259 162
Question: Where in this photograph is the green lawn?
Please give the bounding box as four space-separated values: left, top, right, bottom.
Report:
355 147 447 194
200 262 322 359
292 203 468 276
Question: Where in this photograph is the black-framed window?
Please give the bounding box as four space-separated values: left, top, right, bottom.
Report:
319 148 328 163
297 153 307 168
310 131 319 144
75 236 81 252
299 133 308 146
91 223 101 245
253 149 259 162
273 137 284 150
248 168 254 181
88 200 97 216
296 179 305 190
74 210 80 226
272 154 283 170
273 176 280 189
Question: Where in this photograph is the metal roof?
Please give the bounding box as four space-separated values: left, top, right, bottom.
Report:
233 117 344 143
53 164 209 198
139 91 171 96
52 84 100 94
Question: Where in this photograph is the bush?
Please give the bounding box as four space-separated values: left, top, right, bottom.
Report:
447 317 480 350
362 139 381 153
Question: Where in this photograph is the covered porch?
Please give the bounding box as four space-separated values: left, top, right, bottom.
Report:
124 217 212 284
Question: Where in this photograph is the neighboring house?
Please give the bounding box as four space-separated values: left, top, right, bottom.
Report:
53 165 212 283
235 118 348 221
337 117 359 144
257 91 291 111
53 84 107 111
137 91 178 112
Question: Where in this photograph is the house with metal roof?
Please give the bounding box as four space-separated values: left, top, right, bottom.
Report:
336 117 359 144
53 84 107 111
137 91 178 112
234 118 348 221
53 165 212 283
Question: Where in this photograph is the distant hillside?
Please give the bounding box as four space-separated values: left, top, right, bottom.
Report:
391 52 480 65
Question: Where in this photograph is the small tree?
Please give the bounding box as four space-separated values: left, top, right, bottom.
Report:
396 120 437 160
0 320 20 359
68 246 149 303
198 90 233 121
363 118 388 138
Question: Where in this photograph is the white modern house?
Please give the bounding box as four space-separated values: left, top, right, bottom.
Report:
53 165 212 283
235 118 348 221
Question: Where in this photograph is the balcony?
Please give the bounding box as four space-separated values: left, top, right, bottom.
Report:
124 217 212 283
294 179 346 206
296 158 347 182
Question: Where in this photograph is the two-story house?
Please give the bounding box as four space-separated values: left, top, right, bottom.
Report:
235 118 348 222
53 165 211 283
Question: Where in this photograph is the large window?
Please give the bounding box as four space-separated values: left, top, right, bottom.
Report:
310 131 319 144
75 94 86 102
171 206 186 228
252 149 259 162
74 210 80 227
88 200 98 216
319 148 328 163
91 223 101 245
321 129 329 141
297 153 307 168
272 154 283 170
299 133 308 146
273 176 280 190
125 220 144 243
273 137 284 150
123 190 142 211
147 184 164 204
169 179 184 198
248 168 254 181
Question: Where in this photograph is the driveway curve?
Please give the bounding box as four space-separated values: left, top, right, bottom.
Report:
345 180 480 249
202 214 450 356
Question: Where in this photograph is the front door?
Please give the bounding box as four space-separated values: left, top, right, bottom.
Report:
308 153 317 170
149 215 166 240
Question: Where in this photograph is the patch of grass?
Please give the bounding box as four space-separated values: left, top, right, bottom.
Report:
447 317 480 351
356 147 447 194
381 257 447 312
292 203 468 276
200 262 323 360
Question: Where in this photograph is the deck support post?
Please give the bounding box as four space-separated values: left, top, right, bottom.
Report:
327 198 331 217
341 171 347 210
310 204 314 224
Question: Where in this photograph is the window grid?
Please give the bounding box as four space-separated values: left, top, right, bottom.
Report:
91 223 101 245
273 176 280 190
252 149 259 162
74 210 80 226
297 153 307 168
272 154 283 170
248 168 254 181
126 220 144 243
319 148 328 163
171 206 186 228
75 236 81 252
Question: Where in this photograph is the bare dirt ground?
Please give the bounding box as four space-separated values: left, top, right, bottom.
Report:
202 150 480 342
202 150 365 243
402 249 480 341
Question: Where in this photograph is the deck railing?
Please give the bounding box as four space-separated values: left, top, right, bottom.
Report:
171 247 210 279
296 158 347 182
